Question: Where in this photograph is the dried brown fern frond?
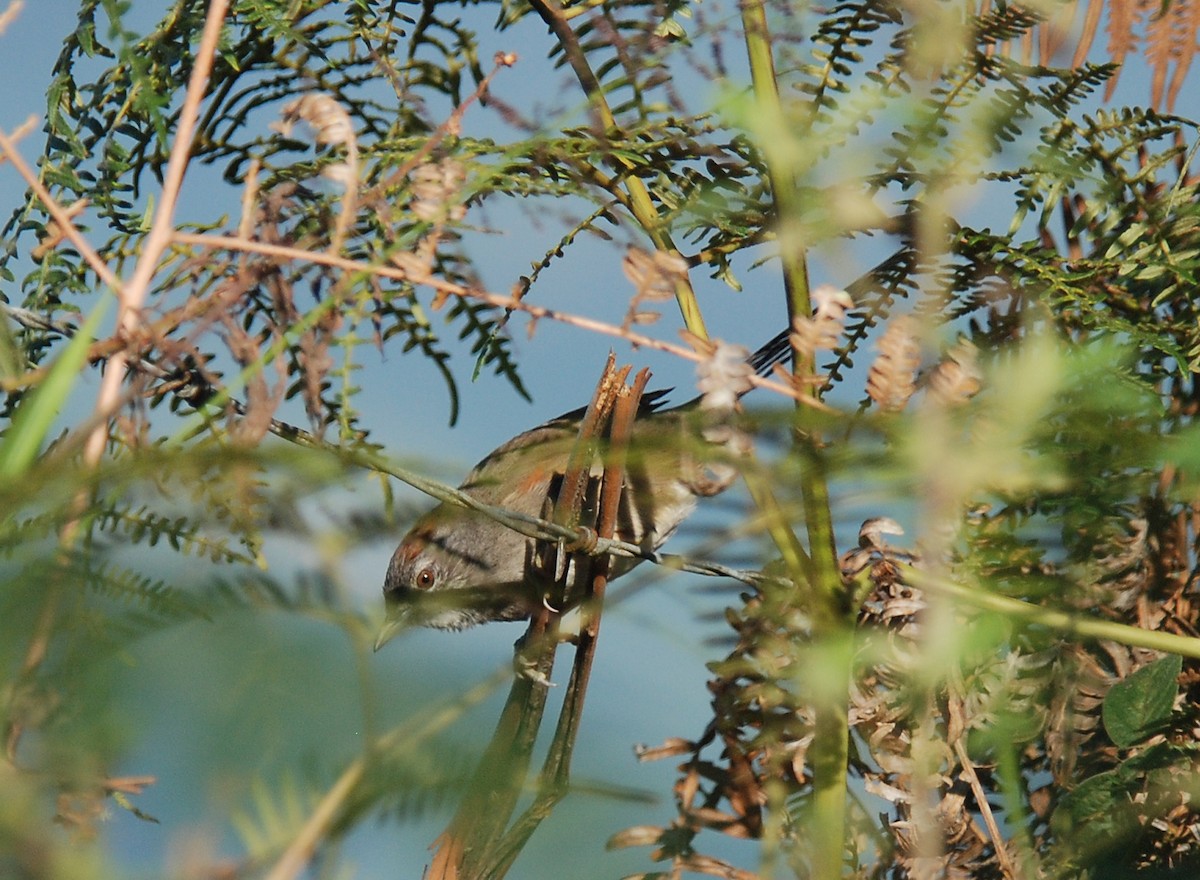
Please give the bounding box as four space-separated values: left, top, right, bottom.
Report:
789 285 855 364
867 316 922 413
924 339 983 407
983 0 1200 111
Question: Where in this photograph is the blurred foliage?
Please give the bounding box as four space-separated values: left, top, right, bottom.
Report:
0 0 1198 878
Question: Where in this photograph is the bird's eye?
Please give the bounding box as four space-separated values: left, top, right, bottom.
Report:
415 566 437 590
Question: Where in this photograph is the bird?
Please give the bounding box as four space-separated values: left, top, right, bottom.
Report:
374 329 793 649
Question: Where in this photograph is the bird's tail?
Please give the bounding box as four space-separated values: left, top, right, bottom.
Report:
745 327 793 382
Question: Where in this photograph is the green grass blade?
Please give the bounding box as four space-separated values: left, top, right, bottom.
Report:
0 296 112 478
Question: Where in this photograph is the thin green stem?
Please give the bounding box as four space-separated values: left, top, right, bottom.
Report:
525 0 708 338
740 0 839 593
905 566 1200 660
742 470 813 583
740 3 847 877
741 0 812 337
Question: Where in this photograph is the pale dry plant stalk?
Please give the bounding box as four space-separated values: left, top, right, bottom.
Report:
237 157 262 244
87 0 231 463
1 0 231 762
171 231 827 408
0 0 22 36
29 197 88 261
0 120 121 295
867 315 922 411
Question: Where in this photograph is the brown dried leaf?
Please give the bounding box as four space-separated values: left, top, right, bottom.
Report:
622 246 689 329
677 853 762 880
607 825 666 850
689 806 743 829
274 93 355 149
676 763 701 811
695 339 753 413
925 339 982 406
635 737 695 762
410 158 468 223
790 285 854 361
867 315 921 412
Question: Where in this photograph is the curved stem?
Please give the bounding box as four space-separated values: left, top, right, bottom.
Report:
740 4 847 878
906 565 1200 659
525 0 708 338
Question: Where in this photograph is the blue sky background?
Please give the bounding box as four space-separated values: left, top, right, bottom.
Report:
1 1 1195 877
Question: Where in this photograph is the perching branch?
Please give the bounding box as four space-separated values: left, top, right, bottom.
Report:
430 356 645 880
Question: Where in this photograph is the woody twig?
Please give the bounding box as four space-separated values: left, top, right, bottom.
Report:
429 357 644 880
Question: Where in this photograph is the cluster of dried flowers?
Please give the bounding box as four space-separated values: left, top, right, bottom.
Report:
108 92 476 445
610 294 1200 878
615 502 1199 877
622 246 692 330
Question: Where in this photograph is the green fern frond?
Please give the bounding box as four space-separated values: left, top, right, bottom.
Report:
90 503 259 565
231 772 326 864
83 558 213 625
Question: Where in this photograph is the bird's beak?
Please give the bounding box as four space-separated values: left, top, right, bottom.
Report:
373 610 408 652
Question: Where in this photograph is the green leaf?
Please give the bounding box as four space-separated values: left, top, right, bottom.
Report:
0 312 23 381
111 790 160 825
1102 654 1183 748
1059 767 1127 829
0 296 111 479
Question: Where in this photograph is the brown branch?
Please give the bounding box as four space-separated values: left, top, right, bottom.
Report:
171 231 828 410
431 359 645 880
487 367 650 878
428 378 607 878
558 370 641 686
